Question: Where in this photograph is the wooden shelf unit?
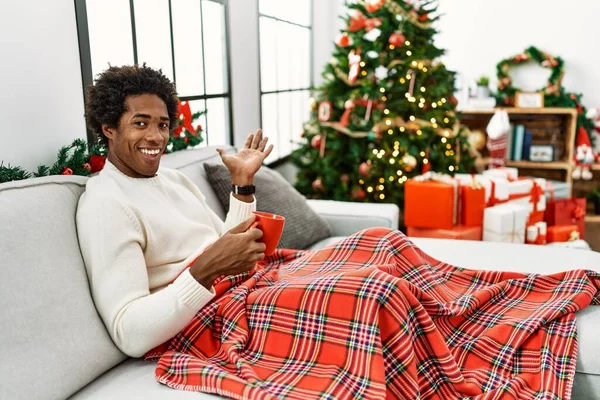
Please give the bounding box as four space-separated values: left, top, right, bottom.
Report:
459 107 579 196
586 215 600 223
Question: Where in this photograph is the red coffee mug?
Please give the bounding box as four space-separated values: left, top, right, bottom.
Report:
252 211 285 256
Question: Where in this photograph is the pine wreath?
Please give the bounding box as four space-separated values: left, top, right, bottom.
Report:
495 46 564 106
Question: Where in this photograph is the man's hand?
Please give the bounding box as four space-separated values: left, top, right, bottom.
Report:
189 215 266 290
217 129 273 187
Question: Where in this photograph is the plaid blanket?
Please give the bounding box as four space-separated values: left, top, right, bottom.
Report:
147 228 599 399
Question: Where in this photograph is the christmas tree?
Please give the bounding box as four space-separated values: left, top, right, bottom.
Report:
291 0 475 206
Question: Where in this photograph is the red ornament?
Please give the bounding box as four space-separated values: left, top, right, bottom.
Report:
352 187 366 200
388 32 406 47
311 135 322 149
83 163 91 171
365 18 382 32
359 162 371 178
312 178 324 191
184 136 189 144
347 10 366 32
336 33 352 47
418 13 429 22
365 0 385 13
62 167 73 176
448 96 458 106
89 155 107 173
340 174 350 184
318 101 332 122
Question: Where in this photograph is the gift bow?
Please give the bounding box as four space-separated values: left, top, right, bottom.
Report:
412 171 455 184
173 100 199 137
529 181 544 212
572 206 585 221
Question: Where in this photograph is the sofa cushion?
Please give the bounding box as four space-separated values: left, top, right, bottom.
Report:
0 176 126 400
203 163 332 250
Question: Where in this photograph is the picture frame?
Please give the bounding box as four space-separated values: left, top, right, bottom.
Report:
529 144 554 162
515 91 545 108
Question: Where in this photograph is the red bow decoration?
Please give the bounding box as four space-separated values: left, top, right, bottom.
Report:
572 206 585 221
529 181 543 212
89 155 106 174
173 100 199 137
347 10 382 32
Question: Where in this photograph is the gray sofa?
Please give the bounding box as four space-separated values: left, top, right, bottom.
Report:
1 145 599 399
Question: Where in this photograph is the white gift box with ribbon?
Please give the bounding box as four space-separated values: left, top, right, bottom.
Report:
483 203 529 243
507 178 546 213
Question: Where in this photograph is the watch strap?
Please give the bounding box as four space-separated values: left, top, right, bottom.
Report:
232 184 256 195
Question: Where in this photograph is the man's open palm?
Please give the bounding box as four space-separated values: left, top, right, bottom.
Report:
217 129 273 179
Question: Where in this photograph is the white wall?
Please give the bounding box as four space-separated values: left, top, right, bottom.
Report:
436 0 600 109
0 0 86 172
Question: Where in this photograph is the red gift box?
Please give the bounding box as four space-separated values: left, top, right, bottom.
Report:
461 184 486 227
547 225 579 243
404 173 458 230
407 225 482 241
544 198 586 239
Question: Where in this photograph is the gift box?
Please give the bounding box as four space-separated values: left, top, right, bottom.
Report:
538 179 571 201
544 198 586 239
407 225 482 241
461 184 486 227
483 167 519 181
526 222 547 245
405 172 458 230
454 174 509 206
507 178 546 215
483 203 529 243
547 225 579 243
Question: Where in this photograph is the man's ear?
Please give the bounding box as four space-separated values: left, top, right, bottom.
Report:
102 124 116 141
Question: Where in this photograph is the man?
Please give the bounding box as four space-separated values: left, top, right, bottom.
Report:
77 64 272 357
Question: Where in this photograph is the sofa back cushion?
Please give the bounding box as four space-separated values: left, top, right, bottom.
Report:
0 176 126 400
160 145 231 221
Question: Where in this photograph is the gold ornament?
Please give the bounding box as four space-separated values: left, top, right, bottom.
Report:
307 97 318 112
467 130 486 151
402 154 417 171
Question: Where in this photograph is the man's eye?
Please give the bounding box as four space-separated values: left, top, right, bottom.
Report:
159 123 169 129
134 121 146 127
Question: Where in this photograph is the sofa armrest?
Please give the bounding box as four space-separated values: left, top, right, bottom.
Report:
306 199 400 237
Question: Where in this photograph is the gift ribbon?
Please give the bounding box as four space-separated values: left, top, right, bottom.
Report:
506 180 544 212
546 182 556 203
487 180 508 207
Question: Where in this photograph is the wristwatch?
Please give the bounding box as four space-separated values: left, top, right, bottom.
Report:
232 184 256 195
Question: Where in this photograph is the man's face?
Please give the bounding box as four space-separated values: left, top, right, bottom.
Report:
103 94 170 178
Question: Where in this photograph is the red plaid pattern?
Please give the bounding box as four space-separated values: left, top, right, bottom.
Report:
147 228 599 399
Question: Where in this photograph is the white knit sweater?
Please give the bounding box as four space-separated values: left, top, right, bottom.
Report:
76 160 255 357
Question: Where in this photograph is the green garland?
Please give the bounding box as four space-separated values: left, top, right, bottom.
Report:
494 45 595 144
0 107 205 184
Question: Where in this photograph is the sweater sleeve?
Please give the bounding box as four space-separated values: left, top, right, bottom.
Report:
175 170 256 235
77 196 214 357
